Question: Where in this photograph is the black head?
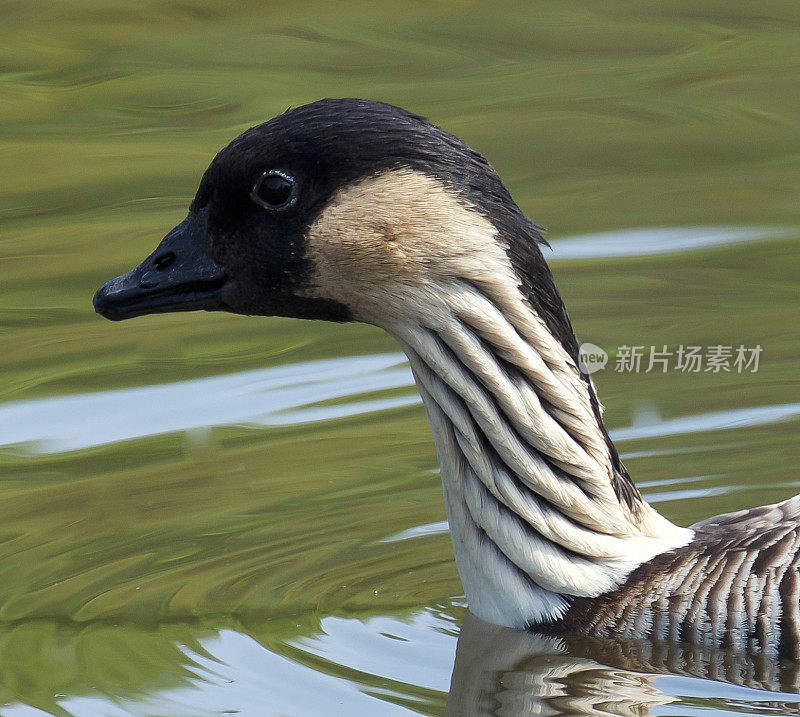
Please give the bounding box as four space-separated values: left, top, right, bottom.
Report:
92 99 642 508
93 98 574 355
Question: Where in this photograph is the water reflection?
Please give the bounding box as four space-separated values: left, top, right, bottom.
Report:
547 225 793 260
449 612 800 716
3 609 800 716
0 353 415 454
0 613 455 716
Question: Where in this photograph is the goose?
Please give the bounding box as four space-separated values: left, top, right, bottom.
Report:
94 98 800 657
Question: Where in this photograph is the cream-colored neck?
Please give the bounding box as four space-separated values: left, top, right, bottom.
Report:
391 279 691 627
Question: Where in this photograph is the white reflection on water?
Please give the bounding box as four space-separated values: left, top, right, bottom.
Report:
291 612 455 692
0 353 415 454
1 351 799 455
381 520 451 544
547 225 792 259
612 402 800 441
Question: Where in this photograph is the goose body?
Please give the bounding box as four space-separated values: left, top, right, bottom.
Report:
94 99 798 656
563 496 800 656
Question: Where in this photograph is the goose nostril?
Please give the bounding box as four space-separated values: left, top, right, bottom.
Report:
138 271 159 289
153 252 175 271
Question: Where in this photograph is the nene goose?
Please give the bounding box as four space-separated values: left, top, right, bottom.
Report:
94 99 800 657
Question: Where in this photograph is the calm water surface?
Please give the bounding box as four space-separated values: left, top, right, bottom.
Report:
1 2 799 715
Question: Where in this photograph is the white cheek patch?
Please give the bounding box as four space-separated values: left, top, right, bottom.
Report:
303 168 692 628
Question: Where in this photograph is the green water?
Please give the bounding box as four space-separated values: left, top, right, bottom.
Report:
1 2 800 715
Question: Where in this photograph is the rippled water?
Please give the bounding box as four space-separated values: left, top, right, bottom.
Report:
1 2 799 715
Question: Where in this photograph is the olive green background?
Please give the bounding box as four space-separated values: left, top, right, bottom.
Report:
1 1 799 714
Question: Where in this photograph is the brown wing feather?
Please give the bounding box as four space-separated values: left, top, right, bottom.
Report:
560 496 800 657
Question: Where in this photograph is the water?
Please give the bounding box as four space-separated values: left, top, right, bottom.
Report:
1 1 799 714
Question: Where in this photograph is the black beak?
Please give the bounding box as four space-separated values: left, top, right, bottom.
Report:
93 215 227 321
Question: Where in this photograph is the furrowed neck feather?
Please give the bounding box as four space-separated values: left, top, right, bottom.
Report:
392 278 691 626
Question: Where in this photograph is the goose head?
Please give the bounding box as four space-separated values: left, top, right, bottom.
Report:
93 98 570 346
94 99 694 629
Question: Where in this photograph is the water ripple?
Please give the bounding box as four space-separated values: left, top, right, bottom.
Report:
2 354 799 455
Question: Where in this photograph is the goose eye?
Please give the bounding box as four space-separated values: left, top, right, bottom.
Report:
251 170 296 210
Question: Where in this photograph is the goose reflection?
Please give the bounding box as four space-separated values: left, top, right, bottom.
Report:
448 611 800 716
